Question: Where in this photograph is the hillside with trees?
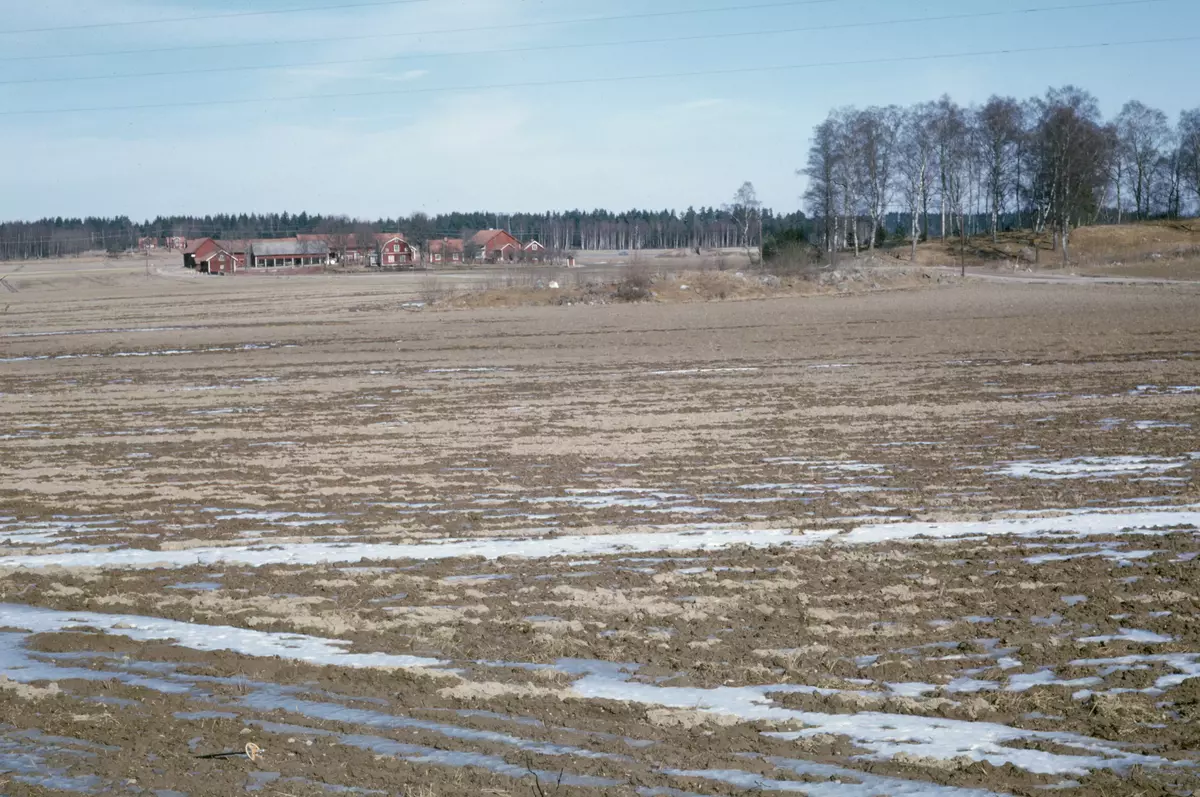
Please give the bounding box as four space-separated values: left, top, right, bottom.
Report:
801 85 1200 263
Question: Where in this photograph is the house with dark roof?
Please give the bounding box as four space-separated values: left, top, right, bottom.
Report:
248 239 329 271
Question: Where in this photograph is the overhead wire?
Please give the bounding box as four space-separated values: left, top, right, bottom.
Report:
0 0 838 61
0 0 439 35
0 34 1194 117
0 0 1169 87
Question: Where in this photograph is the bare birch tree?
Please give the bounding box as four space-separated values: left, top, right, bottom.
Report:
898 105 936 261
852 106 901 250
976 96 1023 242
727 182 762 263
802 116 842 266
932 96 968 240
1030 87 1111 263
1116 101 1171 219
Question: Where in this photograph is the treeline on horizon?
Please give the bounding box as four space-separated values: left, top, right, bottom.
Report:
800 84 1200 261
6 82 1199 263
0 207 807 262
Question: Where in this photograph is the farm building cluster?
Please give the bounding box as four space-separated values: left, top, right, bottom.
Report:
174 230 548 275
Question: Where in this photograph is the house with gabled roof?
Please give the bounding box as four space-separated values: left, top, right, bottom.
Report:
295 232 416 267
469 229 521 263
522 239 547 261
427 238 464 265
183 238 244 274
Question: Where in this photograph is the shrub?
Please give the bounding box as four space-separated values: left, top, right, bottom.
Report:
614 266 653 302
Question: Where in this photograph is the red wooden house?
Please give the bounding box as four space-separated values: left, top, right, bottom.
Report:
469 229 521 263
295 233 415 267
522 239 547 261
373 234 416 267
184 238 244 274
427 238 464 265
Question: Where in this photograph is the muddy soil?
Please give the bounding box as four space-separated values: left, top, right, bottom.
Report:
1 269 1198 795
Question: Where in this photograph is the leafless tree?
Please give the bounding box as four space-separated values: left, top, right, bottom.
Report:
461 230 482 264
727 181 762 263
1179 108 1200 214
1159 134 1184 219
976 96 1023 242
897 104 936 260
801 115 843 265
1029 86 1113 263
852 106 901 250
932 96 969 242
1116 100 1171 220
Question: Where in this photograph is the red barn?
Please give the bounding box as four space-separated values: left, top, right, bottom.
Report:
184 238 243 274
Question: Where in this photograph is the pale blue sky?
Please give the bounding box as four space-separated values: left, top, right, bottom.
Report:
0 0 1196 220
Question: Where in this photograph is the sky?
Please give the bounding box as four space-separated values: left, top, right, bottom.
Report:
0 0 1197 221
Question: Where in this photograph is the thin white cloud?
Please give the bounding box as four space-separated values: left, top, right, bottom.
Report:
677 98 725 110
388 69 429 82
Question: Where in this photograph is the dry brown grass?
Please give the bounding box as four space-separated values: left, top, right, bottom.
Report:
441 265 940 309
897 220 1200 277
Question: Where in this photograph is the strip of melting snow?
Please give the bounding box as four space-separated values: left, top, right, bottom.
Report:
0 604 441 669
993 456 1190 480
569 671 1175 776
646 367 760 376
1067 654 1200 691
1078 628 1173 644
671 755 1007 796
0 325 196 339
1 506 1196 571
249 720 622 789
238 691 628 762
0 343 283 363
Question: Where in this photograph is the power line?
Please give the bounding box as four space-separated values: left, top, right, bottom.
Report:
0 0 438 35
0 0 1167 87
0 34 1194 117
0 0 837 62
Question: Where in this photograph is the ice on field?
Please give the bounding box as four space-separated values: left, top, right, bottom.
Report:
993 455 1189 480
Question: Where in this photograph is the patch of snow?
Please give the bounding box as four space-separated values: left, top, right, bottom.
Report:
3 505 1198 571
646 367 759 376
0 604 442 669
1131 420 1192 431
570 669 1174 775
1068 653 1200 690
671 756 1006 795
1025 548 1159 565
993 456 1189 480
1078 628 1173 645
